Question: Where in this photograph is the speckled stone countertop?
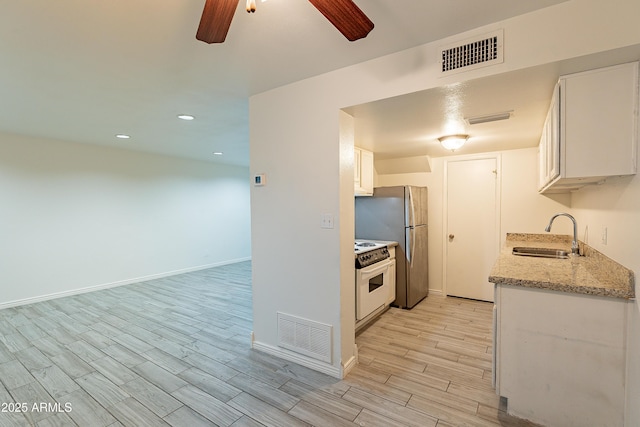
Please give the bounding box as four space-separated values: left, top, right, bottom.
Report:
489 233 635 299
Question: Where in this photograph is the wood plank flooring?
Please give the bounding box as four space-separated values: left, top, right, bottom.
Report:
0 262 540 426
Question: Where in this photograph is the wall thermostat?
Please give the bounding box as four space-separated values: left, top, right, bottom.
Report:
254 174 266 186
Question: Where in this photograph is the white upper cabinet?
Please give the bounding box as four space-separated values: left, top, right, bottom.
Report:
539 62 639 193
538 84 561 190
355 147 374 196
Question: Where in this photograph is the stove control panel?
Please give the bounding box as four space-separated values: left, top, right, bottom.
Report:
355 246 390 269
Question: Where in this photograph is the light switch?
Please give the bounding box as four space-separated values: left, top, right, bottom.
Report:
320 213 334 229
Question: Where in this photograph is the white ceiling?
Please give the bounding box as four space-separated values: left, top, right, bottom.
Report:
346 44 640 160
0 0 570 166
345 65 562 159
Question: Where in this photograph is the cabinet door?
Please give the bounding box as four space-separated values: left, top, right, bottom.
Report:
359 149 374 195
538 123 548 190
354 148 361 186
562 62 638 178
387 259 396 305
497 285 627 427
547 85 560 181
538 84 560 191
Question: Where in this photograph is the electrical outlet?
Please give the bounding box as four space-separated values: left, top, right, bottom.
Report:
601 226 608 245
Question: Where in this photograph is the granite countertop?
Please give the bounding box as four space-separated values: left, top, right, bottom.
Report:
489 233 635 299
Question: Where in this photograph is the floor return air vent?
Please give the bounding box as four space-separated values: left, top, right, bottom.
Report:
277 312 332 363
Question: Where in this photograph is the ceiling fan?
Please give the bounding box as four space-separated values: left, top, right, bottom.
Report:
196 0 374 44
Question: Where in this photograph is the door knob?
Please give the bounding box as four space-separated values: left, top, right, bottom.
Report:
449 234 455 239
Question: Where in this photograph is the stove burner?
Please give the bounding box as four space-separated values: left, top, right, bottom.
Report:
356 242 377 247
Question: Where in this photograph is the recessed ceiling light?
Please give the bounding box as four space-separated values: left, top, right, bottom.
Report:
177 114 195 121
213 152 223 156
115 134 131 139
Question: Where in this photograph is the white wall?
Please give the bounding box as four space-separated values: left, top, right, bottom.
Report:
249 0 640 391
377 148 574 294
571 175 640 424
339 111 357 370
249 80 345 375
0 132 251 307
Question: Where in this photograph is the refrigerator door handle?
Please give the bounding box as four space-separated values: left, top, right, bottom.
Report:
411 228 416 267
406 227 415 267
408 186 416 227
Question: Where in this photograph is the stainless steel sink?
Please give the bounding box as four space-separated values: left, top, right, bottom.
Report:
512 247 570 259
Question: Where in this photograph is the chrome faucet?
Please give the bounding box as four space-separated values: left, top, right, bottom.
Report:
545 213 580 256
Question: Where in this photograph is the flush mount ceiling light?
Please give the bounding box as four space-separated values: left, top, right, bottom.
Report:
177 114 195 121
213 152 223 156
438 134 469 151
115 134 131 139
465 111 513 125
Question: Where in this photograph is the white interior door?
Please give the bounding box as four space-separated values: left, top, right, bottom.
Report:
446 157 499 302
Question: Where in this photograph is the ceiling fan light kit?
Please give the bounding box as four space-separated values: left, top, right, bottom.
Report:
196 0 374 44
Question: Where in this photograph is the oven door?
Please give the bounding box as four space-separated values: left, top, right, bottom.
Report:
356 258 394 321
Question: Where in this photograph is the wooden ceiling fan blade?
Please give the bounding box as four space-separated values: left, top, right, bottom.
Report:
308 0 374 41
196 0 239 44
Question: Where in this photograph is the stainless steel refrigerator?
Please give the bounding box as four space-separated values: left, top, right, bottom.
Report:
355 186 428 308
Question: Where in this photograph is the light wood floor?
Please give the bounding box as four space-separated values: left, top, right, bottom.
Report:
0 262 539 426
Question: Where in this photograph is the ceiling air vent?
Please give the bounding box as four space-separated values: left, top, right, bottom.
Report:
440 30 503 75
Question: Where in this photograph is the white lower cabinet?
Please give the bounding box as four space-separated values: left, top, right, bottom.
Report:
495 285 629 427
539 61 638 193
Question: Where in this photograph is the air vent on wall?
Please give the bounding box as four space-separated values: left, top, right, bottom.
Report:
277 312 332 363
440 30 503 75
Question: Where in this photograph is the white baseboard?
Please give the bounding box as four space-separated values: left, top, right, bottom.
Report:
429 289 443 296
252 340 343 379
341 353 358 378
0 257 251 310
